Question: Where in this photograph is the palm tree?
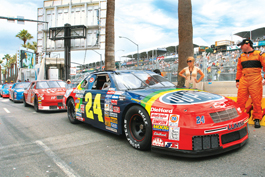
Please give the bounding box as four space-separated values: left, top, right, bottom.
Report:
104 0 115 71
2 54 11 79
15 29 33 45
177 0 193 87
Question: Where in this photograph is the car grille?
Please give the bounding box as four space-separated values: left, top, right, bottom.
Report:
193 134 219 151
57 95 64 99
49 106 57 110
58 102 63 107
221 127 247 144
209 108 238 123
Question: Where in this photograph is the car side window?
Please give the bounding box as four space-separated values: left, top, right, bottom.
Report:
30 83 35 89
92 75 108 90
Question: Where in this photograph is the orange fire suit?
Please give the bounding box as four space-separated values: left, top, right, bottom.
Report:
236 50 265 120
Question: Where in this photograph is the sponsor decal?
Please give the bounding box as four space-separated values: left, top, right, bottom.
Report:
213 102 226 108
111 117 118 124
152 138 164 147
110 112 118 118
196 116 205 124
106 126 117 133
89 77 94 83
160 91 223 105
110 104 113 112
119 96 126 101
105 104 110 111
75 94 84 98
237 107 242 113
131 98 141 103
75 99 80 104
153 131 167 138
38 97 42 100
169 127 180 140
111 100 118 105
111 95 119 100
169 114 179 127
76 116 85 121
109 88 115 91
152 119 168 126
80 104 84 113
105 111 110 117
165 142 179 149
228 121 244 130
106 94 112 98
105 117 111 127
114 91 124 95
150 113 169 119
107 90 116 95
76 112 82 117
151 107 173 113
105 98 111 104
73 90 85 94
111 122 118 129
153 125 169 132
51 96 56 100
113 106 120 113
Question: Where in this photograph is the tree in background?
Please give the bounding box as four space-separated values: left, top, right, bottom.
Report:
2 54 11 79
105 0 115 71
15 29 33 45
0 59 2 84
177 0 193 87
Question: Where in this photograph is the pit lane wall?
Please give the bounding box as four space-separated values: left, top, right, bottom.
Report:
203 81 265 126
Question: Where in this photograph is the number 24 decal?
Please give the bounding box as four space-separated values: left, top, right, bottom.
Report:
196 116 205 124
85 92 103 122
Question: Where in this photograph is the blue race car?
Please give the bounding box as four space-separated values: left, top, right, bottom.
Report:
65 70 249 157
9 82 31 102
1 83 13 98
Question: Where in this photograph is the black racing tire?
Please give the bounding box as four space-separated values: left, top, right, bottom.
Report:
124 105 152 151
23 96 29 107
34 95 39 112
67 98 79 124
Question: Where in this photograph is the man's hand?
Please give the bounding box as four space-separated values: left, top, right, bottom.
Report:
236 82 239 88
195 79 199 83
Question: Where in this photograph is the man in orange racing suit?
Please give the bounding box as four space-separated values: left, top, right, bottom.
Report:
236 39 265 128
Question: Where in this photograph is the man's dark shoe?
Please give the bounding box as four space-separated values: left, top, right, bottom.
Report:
254 119 261 128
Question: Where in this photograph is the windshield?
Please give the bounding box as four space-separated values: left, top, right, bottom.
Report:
4 84 12 89
113 71 175 90
36 81 64 89
14 83 30 89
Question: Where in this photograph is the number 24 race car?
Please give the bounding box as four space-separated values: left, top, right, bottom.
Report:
65 70 249 157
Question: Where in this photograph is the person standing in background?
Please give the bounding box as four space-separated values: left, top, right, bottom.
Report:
236 39 265 128
179 56 204 89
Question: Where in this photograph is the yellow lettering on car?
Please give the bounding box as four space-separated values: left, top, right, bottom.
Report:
93 94 103 122
85 92 94 120
85 92 103 122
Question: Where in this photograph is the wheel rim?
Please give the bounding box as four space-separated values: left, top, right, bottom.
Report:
129 114 146 141
68 99 76 120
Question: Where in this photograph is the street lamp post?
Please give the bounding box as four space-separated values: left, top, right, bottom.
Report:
92 50 103 71
119 36 139 68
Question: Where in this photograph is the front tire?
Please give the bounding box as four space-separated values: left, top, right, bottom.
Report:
67 98 79 124
124 105 152 151
23 96 28 107
34 95 39 112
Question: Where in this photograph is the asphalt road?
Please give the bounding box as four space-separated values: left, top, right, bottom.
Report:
0 96 265 177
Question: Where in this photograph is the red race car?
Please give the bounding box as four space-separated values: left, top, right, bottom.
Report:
23 80 66 112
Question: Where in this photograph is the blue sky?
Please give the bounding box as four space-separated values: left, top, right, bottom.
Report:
1 0 265 66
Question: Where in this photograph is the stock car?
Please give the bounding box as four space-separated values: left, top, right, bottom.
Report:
9 82 31 102
23 80 66 112
64 70 249 157
1 83 13 98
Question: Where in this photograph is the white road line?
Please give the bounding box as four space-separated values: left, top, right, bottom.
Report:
2 99 9 102
3 108 10 113
35 140 81 177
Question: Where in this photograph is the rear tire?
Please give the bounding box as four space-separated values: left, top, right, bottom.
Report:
34 95 39 112
124 105 152 151
23 96 28 107
67 98 79 124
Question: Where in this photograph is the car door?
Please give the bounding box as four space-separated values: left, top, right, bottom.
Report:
80 74 110 131
27 82 35 104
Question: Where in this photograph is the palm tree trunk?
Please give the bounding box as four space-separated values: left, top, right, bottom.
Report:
177 0 193 87
105 0 115 71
